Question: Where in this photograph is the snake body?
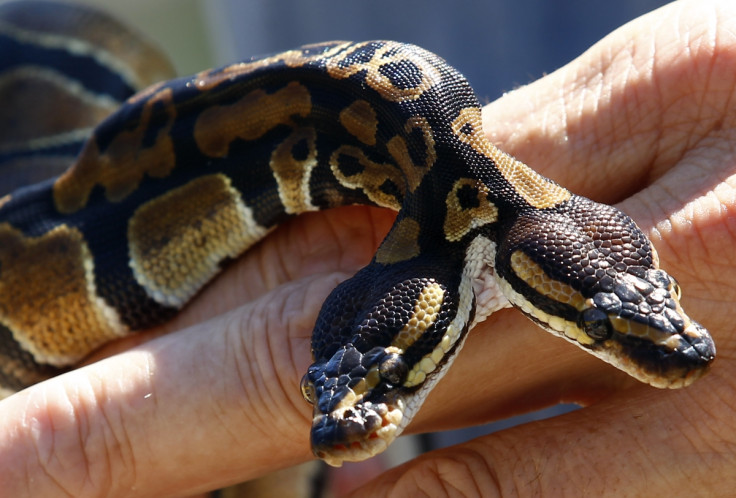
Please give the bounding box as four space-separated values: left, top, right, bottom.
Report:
0 2 715 467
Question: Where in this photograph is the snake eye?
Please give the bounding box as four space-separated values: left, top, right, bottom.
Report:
580 308 612 341
300 373 316 405
671 277 682 300
379 353 408 386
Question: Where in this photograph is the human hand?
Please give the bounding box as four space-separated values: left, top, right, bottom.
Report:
1 0 734 496
358 0 736 494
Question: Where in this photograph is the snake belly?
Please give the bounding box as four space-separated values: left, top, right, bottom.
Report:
0 8 715 467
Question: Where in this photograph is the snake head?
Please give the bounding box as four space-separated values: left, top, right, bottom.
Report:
579 266 714 387
498 195 715 388
301 345 408 466
301 263 473 466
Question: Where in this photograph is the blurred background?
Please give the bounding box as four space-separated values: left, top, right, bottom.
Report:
70 0 672 488
74 0 671 102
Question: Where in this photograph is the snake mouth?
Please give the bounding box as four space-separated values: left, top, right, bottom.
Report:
310 400 405 467
610 320 716 388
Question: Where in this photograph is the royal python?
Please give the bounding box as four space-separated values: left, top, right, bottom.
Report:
0 1 716 467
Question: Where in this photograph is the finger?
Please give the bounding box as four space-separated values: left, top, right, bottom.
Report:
355 369 735 497
0 274 336 497
482 0 736 205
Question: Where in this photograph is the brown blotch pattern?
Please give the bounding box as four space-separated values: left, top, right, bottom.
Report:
451 108 571 209
0 223 125 365
375 217 421 264
443 178 498 242
194 39 441 103
128 174 268 308
386 116 436 192
339 100 378 146
194 81 312 158
330 145 404 209
316 187 347 209
53 87 177 213
270 127 318 213
325 42 442 103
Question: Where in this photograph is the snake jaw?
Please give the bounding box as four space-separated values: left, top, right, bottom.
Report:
310 398 406 467
304 349 409 466
304 343 414 467
587 292 716 388
578 268 716 388
613 320 715 388
582 323 715 389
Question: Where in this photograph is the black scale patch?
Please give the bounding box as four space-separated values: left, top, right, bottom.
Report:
378 60 424 90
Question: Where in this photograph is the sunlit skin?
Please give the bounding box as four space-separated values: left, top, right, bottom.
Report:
0 0 735 496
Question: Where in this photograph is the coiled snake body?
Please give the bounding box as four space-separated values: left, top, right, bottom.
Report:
0 1 715 467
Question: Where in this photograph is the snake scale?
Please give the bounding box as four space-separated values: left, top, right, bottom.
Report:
0 1 716 467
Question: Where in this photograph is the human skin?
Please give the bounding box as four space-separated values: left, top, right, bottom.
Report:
1 0 735 495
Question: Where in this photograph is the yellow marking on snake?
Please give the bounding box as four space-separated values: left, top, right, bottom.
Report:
0 223 126 365
340 100 378 146
452 108 571 209
53 87 177 213
330 282 444 435
128 174 268 307
497 271 593 346
608 291 693 345
330 144 404 209
325 42 442 103
271 127 318 214
386 116 436 192
391 282 444 352
510 250 586 311
404 274 475 388
194 81 312 157
374 217 421 264
443 178 498 242
610 317 653 339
